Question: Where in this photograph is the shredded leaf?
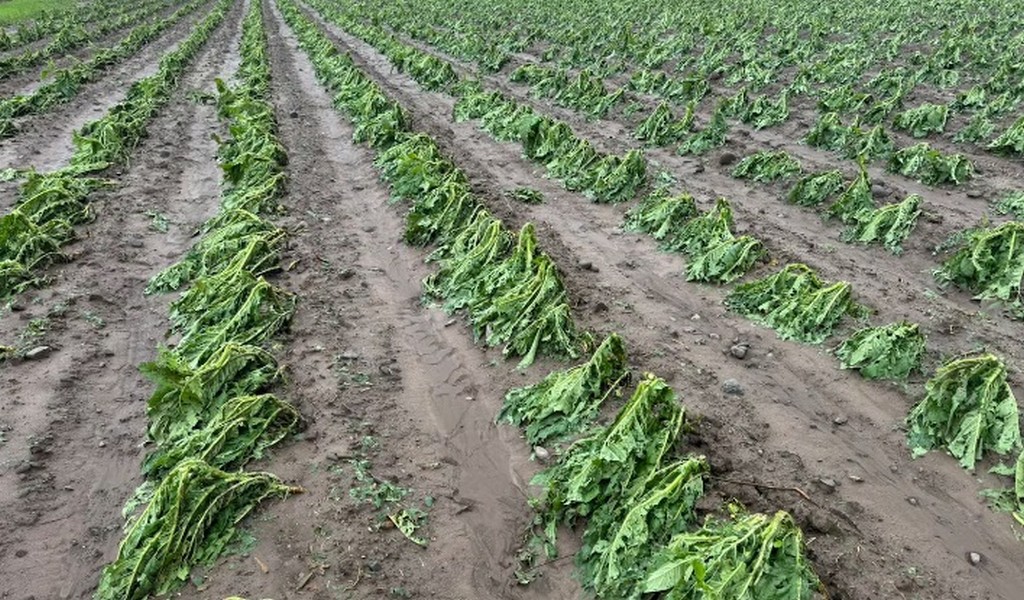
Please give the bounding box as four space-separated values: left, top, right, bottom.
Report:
906 354 1021 470
726 263 861 343
498 333 629 446
835 321 925 380
643 508 821 600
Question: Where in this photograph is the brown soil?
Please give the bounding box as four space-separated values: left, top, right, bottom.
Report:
0 0 1021 599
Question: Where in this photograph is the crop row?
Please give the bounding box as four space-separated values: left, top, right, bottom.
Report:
0 0 212 137
276 1 835 597
278 0 583 368
0 0 231 301
93 2 305 597
0 0 142 50
336 0 1024 161
292 0 1024 551
303 0 648 205
0 0 176 82
297 0 998 293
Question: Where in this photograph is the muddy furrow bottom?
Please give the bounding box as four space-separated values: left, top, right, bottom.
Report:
291 7 1024 600
195 3 576 599
0 2 245 597
0 0 221 180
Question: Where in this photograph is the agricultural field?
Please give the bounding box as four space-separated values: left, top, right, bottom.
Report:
0 0 1022 598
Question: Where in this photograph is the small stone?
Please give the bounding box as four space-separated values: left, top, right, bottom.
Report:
14 549 27 558
127 238 144 248
817 477 837 491
848 475 864 483
693 164 705 174
729 344 748 359
9 301 25 312
965 189 984 199
907 496 919 506
967 551 983 565
721 379 744 396
578 261 598 272
833 415 848 426
533 446 550 462
339 268 356 280
690 314 701 321
23 346 52 359
98 440 106 448
338 351 360 360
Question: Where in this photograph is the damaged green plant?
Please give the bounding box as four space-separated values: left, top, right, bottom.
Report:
498 333 629 446
906 353 1020 470
835 321 925 380
726 263 862 343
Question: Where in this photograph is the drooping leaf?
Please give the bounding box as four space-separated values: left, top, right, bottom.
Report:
907 353 1021 470
835 321 925 380
498 333 629 446
643 508 821 600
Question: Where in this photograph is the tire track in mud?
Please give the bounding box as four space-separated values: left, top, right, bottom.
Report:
0 2 245 596
0 0 222 178
195 3 578 599
288 6 1024 600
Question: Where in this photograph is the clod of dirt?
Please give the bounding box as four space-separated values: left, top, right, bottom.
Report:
729 343 749 359
967 551 984 566
817 477 838 492
339 267 356 280
23 346 52 360
289 110 299 118
9 301 25 312
592 301 609 313
718 152 738 166
721 379 744 395
577 260 599 272
965 188 984 199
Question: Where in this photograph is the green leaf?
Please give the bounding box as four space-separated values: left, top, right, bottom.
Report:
499 333 629 446
835 321 925 379
907 354 1021 470
643 509 821 600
